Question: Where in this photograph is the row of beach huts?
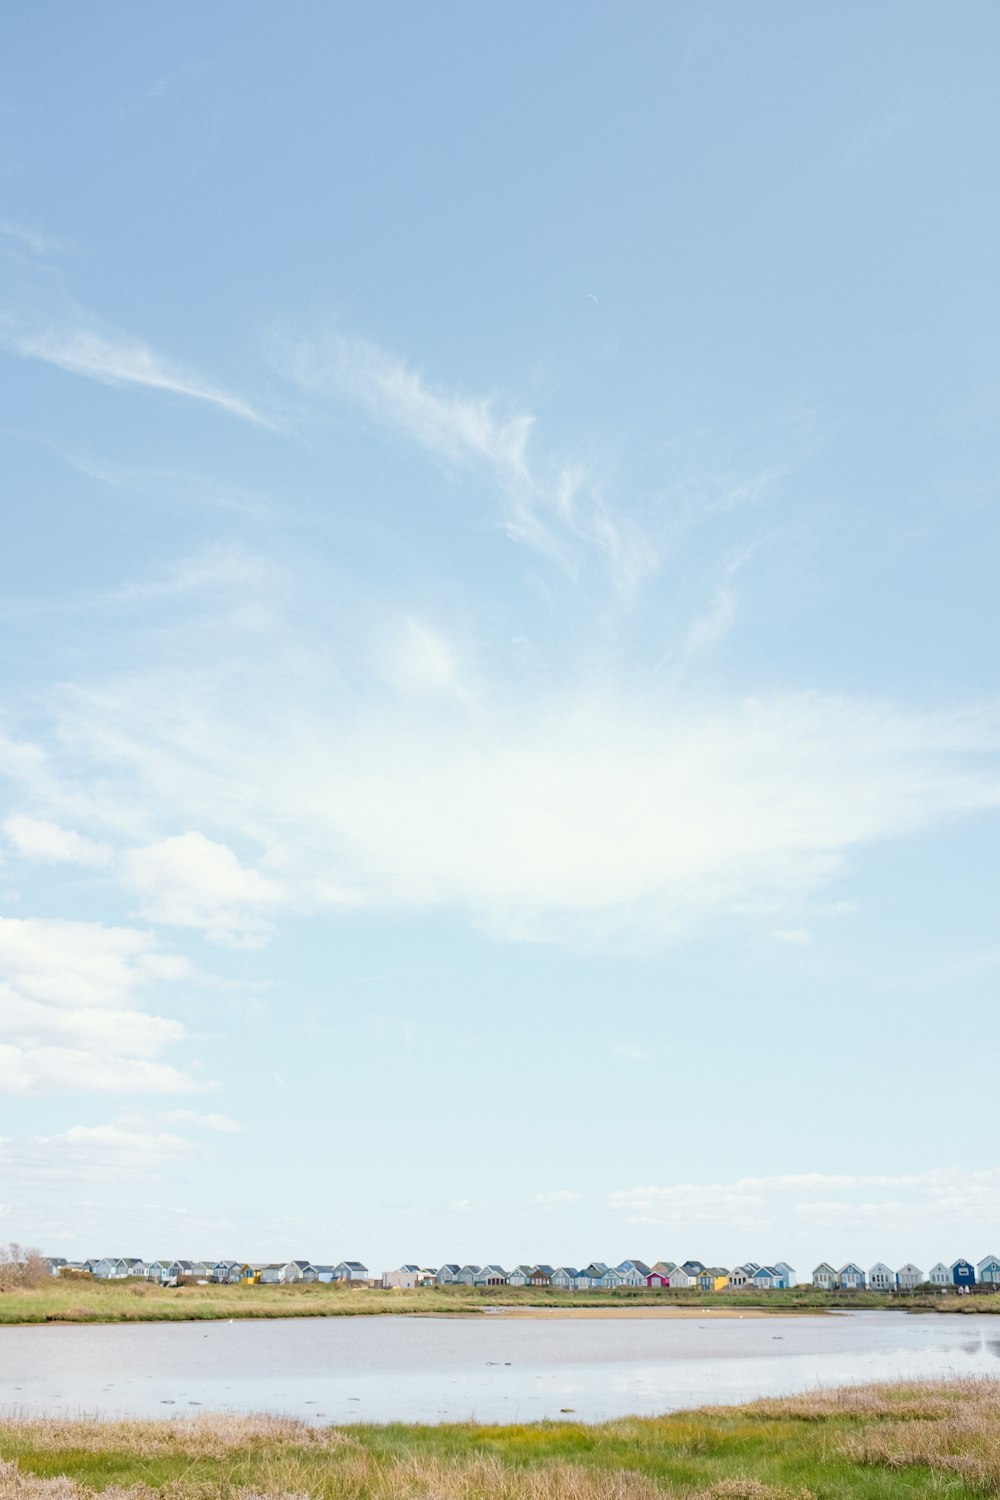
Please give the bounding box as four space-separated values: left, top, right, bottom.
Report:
43 1255 1000 1291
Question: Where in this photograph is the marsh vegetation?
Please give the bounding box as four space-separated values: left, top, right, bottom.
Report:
0 1278 984 1327
3 1380 1000 1499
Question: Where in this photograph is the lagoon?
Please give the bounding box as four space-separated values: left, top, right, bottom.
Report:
2 1310 999 1425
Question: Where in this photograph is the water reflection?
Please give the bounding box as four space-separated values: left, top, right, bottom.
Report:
1 1311 1000 1426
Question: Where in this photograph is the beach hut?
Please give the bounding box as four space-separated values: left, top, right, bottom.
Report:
615 1259 651 1286
896 1264 924 1290
646 1261 675 1288
506 1265 534 1286
977 1256 1000 1286
474 1264 508 1286
333 1261 369 1282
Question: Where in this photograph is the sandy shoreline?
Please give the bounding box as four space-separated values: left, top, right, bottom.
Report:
481 1305 811 1319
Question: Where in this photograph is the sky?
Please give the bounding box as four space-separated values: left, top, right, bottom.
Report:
1 1 1000 1278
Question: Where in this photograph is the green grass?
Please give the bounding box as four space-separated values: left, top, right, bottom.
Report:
2 1380 1000 1499
0 1277 989 1326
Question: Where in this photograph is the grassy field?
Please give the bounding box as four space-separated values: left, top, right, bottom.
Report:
2 1379 1000 1499
0 1278 989 1325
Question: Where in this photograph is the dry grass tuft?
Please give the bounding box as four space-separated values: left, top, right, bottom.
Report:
334 1453 668 1500
740 1376 998 1424
0 1416 354 1460
812 1378 1000 1493
0 1459 152 1500
686 1482 814 1500
0 1451 672 1500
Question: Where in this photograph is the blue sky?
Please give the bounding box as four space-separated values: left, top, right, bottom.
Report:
2 2 1000 1275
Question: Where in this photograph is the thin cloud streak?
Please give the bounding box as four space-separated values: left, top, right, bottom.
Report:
608 1167 1000 1247
0 218 64 257
4 320 274 428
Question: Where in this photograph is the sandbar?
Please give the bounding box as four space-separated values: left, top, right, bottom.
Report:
482 1305 808 1319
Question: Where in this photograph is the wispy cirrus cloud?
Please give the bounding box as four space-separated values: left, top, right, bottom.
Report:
2 317 273 427
273 329 656 596
0 218 63 257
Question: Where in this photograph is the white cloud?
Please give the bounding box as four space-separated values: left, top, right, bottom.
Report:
1 985 183 1056
18 672 1000 951
608 1168 1000 1247
3 815 113 868
0 916 164 1008
0 916 204 1096
0 1047 203 1097
0 1121 198 1181
4 319 270 427
120 832 281 946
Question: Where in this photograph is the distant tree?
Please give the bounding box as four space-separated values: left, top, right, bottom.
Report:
0 1244 23 1291
21 1248 50 1287
0 1243 49 1290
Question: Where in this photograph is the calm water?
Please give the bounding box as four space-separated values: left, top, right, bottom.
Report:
1 1311 999 1425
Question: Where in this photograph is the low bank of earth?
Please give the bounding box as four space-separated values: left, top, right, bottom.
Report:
0 1280 989 1325
1 1378 998 1500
